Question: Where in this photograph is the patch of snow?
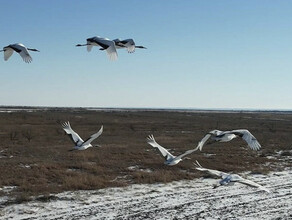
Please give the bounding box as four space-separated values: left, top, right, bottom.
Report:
203 153 216 157
181 131 192 134
0 149 13 159
267 150 292 164
19 164 31 169
127 166 139 171
0 186 17 193
0 169 291 219
128 166 153 173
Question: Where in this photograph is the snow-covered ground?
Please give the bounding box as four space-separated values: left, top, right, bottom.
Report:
1 168 291 220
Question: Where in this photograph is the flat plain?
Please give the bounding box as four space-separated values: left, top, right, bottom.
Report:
0 107 291 219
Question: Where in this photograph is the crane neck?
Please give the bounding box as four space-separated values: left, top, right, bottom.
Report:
27 48 40 52
76 44 89 47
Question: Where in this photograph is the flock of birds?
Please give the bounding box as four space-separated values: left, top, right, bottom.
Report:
2 35 269 193
0 36 147 63
61 121 269 193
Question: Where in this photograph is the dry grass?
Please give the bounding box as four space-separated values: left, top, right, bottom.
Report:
0 107 291 200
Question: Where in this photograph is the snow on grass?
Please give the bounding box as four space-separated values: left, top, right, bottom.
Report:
0 168 291 220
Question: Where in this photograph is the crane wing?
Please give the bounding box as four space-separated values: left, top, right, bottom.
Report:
94 38 118 61
196 133 212 151
92 37 118 60
105 41 118 61
19 47 32 63
86 39 93 52
124 39 135 53
176 148 197 160
3 48 14 61
147 135 174 161
62 121 84 146
237 176 270 192
82 125 103 146
231 129 261 150
194 160 229 177
112 39 125 49
87 45 93 52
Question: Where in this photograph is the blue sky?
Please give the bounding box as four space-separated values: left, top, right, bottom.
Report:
0 0 292 109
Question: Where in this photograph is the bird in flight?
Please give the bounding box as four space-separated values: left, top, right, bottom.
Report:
147 134 197 165
76 36 118 61
195 129 261 151
0 43 39 63
62 121 103 151
111 38 147 53
194 160 270 193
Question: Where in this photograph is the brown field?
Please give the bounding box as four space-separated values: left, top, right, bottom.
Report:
0 107 291 202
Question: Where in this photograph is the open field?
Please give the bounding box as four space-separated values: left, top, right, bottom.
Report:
0 107 291 206
1 168 291 219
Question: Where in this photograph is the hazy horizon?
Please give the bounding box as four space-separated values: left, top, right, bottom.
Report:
1 104 292 112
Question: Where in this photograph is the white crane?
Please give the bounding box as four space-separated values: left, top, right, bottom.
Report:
194 160 270 192
111 38 146 53
147 134 197 166
0 43 39 63
76 36 118 61
195 129 261 151
62 121 103 151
